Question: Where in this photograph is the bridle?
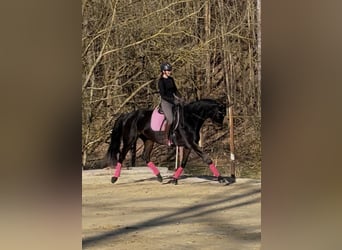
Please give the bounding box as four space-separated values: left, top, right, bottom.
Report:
191 106 225 121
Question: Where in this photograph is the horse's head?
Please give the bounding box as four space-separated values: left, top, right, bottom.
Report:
185 99 227 126
210 101 226 126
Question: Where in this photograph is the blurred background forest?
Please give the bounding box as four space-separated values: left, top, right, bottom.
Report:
82 0 261 178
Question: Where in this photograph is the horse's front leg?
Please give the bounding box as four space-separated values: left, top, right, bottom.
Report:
185 140 234 184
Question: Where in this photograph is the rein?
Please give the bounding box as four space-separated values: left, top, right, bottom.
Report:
172 104 183 131
188 104 224 123
190 112 207 121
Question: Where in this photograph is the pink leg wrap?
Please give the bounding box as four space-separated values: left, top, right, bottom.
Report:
147 161 160 175
209 163 220 177
114 162 122 177
173 166 184 179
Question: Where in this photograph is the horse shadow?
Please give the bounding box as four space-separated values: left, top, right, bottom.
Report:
134 174 236 185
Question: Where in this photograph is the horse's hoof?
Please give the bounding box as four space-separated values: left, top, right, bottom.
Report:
217 175 236 185
217 176 230 184
217 176 226 183
227 175 236 184
111 176 118 183
166 178 178 185
156 173 163 183
171 178 178 185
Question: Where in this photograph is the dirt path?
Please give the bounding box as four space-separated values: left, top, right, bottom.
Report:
82 167 261 250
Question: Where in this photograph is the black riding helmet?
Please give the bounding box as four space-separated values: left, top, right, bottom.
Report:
160 62 172 72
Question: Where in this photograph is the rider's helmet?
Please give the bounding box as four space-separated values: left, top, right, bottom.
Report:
160 62 172 72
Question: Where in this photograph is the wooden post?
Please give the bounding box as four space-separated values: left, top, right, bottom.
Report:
175 146 184 169
179 146 183 167
228 105 236 178
175 146 179 170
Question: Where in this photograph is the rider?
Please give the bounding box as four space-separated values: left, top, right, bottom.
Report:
158 62 184 145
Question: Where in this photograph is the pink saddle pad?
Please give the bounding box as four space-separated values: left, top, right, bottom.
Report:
151 107 167 131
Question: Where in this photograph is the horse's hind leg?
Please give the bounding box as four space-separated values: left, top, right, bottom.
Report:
142 140 162 183
168 148 191 185
111 134 137 184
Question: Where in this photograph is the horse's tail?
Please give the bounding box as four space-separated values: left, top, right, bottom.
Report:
106 114 125 166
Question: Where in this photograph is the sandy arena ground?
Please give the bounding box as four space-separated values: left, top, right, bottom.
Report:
82 167 261 250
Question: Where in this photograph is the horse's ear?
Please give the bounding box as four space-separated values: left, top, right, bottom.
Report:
219 100 227 109
221 98 233 108
217 97 227 107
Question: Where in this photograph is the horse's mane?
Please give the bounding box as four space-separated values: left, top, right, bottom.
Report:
186 98 219 107
188 98 215 104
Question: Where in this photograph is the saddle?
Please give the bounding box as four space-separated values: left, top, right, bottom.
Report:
150 105 168 131
150 104 182 132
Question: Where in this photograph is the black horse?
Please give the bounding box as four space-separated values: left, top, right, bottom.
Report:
106 98 235 184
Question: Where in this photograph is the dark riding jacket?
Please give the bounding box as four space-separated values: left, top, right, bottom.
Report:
158 76 182 104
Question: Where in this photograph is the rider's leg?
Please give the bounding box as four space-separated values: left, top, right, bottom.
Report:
160 99 174 145
164 123 172 145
